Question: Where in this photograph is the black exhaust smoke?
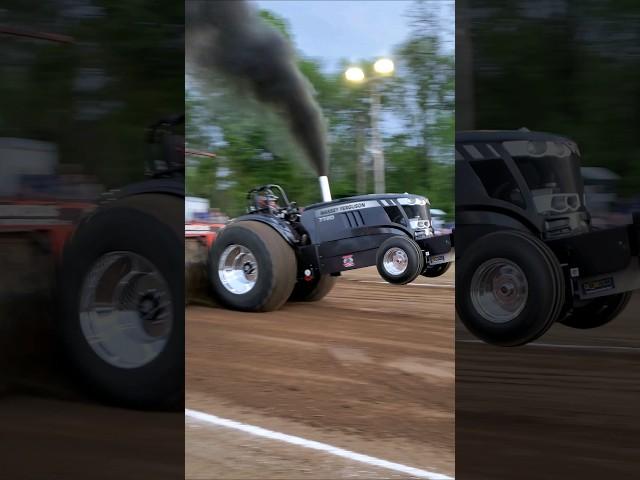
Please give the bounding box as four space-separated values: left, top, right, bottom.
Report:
186 0 329 176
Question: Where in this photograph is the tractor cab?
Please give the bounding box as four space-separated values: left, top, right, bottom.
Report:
145 114 185 178
246 184 300 221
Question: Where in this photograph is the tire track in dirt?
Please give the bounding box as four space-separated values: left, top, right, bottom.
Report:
186 267 455 478
456 293 640 479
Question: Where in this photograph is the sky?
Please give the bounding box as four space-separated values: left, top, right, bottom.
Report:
252 0 453 135
253 0 453 72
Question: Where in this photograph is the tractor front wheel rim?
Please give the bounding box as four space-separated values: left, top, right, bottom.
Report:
383 247 409 275
470 258 529 324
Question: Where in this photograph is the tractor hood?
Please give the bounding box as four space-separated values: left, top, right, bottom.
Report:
305 193 429 211
301 193 434 246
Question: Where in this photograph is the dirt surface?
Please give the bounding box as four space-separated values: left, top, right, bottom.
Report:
1 395 183 480
1 337 184 480
186 414 434 480
186 266 455 479
1 237 183 480
456 293 640 479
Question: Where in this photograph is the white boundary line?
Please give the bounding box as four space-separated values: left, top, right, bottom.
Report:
185 408 453 480
457 338 640 353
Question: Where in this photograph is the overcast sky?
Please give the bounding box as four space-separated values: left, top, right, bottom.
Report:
253 0 453 72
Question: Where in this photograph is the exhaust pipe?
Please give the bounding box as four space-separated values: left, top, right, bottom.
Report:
318 175 332 202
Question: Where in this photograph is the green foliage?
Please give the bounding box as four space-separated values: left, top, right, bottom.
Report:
467 0 640 198
1 0 184 188
259 10 293 40
187 2 455 219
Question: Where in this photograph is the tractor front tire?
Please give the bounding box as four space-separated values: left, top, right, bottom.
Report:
560 292 632 329
376 236 424 285
456 230 565 346
422 261 451 278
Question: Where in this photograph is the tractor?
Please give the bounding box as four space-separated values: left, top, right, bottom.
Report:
456 129 640 346
208 180 454 311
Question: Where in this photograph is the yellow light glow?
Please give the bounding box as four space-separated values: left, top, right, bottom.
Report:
345 66 365 82
373 58 394 75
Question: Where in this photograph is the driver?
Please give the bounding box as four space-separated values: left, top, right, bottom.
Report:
256 189 279 214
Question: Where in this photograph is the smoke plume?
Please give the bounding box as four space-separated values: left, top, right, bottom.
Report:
186 0 329 176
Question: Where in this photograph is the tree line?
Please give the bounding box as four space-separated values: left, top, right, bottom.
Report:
186 0 454 218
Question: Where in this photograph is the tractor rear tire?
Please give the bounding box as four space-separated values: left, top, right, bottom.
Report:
209 221 296 311
376 236 424 285
289 274 337 302
58 203 183 410
457 230 565 346
560 292 632 329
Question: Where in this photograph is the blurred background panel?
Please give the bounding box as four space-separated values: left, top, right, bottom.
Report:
1 0 184 186
456 0 640 478
457 0 640 222
1 1 184 478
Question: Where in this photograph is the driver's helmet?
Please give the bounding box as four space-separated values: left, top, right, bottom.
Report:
257 189 279 213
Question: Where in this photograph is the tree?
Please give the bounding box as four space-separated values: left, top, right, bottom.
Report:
186 4 455 218
466 0 640 198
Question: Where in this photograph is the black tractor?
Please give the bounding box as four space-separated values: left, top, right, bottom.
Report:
456 129 640 346
57 115 184 408
208 184 454 311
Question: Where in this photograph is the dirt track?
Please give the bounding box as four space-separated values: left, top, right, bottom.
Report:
456 294 640 479
186 267 455 479
1 344 184 480
1 238 183 480
1 395 184 480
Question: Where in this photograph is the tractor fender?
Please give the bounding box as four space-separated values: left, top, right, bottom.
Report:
101 178 184 204
455 207 537 257
229 214 300 247
67 183 183 252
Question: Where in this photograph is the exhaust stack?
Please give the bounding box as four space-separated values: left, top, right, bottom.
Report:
318 176 332 202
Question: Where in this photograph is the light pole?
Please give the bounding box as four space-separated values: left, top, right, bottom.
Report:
345 58 395 194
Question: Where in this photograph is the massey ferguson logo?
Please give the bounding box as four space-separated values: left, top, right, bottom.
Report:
316 200 377 217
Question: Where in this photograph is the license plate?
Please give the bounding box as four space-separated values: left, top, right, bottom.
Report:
428 250 454 265
582 277 615 294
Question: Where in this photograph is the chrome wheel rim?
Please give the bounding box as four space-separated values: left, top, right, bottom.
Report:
218 244 258 294
79 252 172 369
470 258 529 323
383 247 409 276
